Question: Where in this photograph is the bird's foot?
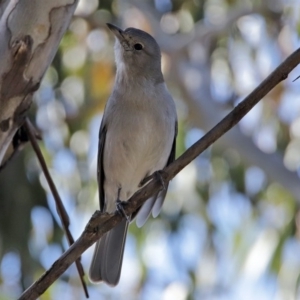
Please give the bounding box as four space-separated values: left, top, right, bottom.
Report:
116 200 130 221
140 170 167 190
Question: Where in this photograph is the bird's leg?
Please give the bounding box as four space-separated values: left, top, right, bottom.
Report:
140 170 167 190
155 171 167 190
116 188 130 221
116 201 129 221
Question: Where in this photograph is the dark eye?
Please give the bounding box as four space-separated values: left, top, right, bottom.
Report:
134 43 143 50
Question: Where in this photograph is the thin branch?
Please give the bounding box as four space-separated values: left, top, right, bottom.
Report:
23 118 89 298
173 63 300 200
19 47 300 300
164 52 297 180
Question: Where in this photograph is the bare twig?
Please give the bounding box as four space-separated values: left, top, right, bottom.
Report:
23 118 89 298
173 61 300 200
19 46 300 300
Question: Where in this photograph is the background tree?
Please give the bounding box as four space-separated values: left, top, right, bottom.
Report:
1 0 300 299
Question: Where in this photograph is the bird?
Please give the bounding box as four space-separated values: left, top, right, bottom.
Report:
89 23 177 286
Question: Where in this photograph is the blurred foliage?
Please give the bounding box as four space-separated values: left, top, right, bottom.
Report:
1 0 300 299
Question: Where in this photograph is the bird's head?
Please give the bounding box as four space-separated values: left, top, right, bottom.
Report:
107 23 163 83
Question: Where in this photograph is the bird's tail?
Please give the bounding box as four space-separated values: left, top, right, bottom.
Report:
89 218 129 286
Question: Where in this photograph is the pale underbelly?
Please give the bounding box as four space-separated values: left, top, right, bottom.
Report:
103 130 172 212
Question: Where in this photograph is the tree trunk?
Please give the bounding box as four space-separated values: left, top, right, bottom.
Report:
0 0 79 163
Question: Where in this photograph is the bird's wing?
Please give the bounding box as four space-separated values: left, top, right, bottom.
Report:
135 121 178 227
97 123 107 211
91 118 129 286
151 121 177 217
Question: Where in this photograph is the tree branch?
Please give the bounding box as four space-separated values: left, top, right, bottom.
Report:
19 46 300 300
24 118 89 298
173 61 300 200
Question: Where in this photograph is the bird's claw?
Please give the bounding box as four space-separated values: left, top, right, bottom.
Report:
140 170 166 190
116 200 130 221
155 170 166 190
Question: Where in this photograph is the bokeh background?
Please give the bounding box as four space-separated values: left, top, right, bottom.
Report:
1 0 300 299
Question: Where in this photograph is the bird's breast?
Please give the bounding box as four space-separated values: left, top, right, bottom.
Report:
103 96 175 202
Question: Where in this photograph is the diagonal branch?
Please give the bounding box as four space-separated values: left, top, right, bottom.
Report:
23 118 89 298
174 66 300 200
19 47 300 300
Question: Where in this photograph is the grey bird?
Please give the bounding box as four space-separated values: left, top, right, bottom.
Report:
89 23 177 286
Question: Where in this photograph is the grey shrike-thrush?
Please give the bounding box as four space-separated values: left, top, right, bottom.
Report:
89 23 178 286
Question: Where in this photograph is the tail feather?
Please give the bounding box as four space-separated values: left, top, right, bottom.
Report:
152 185 169 217
135 182 170 227
89 219 129 286
136 193 158 228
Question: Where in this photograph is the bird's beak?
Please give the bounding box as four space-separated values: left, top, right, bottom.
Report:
107 23 131 51
106 23 125 42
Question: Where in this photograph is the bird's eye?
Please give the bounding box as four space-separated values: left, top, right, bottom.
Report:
134 43 143 50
